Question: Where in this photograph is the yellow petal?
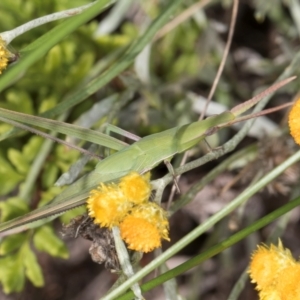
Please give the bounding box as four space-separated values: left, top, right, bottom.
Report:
120 202 170 253
119 171 151 204
276 265 300 299
288 98 300 145
120 216 161 253
87 183 131 228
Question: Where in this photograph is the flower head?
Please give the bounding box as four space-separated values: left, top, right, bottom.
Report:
249 240 296 290
288 98 300 145
120 216 161 253
120 202 170 253
0 37 10 74
87 172 170 253
87 172 152 228
249 240 300 299
87 183 131 228
119 171 151 204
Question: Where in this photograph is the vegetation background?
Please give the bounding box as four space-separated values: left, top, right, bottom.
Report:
0 0 299 299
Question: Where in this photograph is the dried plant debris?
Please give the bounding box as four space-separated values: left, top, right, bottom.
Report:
61 215 120 272
241 136 299 195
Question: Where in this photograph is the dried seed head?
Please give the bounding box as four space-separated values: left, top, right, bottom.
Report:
61 214 120 271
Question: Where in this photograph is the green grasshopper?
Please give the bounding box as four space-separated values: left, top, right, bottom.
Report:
0 76 296 235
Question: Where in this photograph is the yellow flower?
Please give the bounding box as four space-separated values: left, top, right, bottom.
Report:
120 216 161 253
288 98 300 145
87 172 152 228
120 202 170 253
249 241 296 291
87 172 169 253
0 37 9 74
119 171 151 204
249 240 300 300
87 183 131 228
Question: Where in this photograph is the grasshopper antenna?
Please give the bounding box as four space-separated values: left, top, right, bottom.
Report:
167 0 239 208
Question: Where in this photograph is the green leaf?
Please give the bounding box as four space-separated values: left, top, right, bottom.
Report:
7 148 30 174
22 242 44 287
0 233 27 255
38 96 58 114
0 254 25 294
33 225 69 259
42 163 59 189
22 136 43 162
69 51 95 83
44 45 63 73
0 197 29 222
0 155 24 195
1 90 34 115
